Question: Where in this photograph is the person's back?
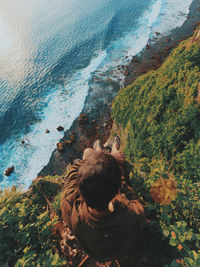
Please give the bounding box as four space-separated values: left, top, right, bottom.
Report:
61 138 145 261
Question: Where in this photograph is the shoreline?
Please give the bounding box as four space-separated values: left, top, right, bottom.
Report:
38 0 200 178
125 0 200 86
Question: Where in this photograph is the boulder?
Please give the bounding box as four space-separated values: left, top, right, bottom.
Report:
57 142 64 151
57 126 64 131
5 166 14 176
64 140 72 145
78 113 88 124
70 132 76 142
132 56 139 63
46 129 50 133
146 43 151 49
124 71 129 76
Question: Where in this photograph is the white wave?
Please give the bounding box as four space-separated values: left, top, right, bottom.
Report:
150 0 193 37
0 0 194 189
0 51 106 189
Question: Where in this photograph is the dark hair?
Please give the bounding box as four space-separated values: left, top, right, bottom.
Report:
78 151 121 211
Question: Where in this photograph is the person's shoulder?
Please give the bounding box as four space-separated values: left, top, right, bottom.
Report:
114 194 145 223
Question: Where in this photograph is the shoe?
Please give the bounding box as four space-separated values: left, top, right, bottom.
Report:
93 139 103 151
112 136 121 150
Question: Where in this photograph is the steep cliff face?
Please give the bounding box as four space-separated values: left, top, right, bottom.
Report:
111 27 200 266
112 27 200 182
1 27 200 267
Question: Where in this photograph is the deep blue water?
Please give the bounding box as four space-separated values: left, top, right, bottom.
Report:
0 0 193 189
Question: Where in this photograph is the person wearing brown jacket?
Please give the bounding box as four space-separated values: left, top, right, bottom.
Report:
61 137 145 262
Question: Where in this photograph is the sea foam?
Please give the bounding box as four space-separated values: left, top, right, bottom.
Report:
0 0 194 189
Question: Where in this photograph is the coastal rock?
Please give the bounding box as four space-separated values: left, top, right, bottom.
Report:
64 140 72 145
32 176 43 184
5 166 14 176
124 71 129 76
57 126 64 131
57 142 64 151
132 56 139 63
146 43 151 49
166 38 171 43
70 132 76 142
78 113 88 124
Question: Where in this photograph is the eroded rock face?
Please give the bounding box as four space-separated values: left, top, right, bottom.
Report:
64 140 72 145
57 142 64 152
78 113 88 124
5 166 14 176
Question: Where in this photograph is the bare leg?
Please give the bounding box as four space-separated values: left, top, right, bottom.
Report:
93 140 103 152
111 136 120 153
83 140 103 160
111 141 120 153
111 136 125 164
83 148 95 160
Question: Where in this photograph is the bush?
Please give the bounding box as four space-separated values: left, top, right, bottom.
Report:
112 28 200 265
0 174 66 266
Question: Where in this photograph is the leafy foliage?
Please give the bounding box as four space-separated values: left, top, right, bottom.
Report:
112 38 200 182
112 29 200 265
0 175 66 266
1 27 200 267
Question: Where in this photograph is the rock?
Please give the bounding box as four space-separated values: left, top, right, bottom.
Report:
21 140 25 144
46 129 50 133
124 71 129 76
166 38 171 43
132 56 139 63
155 31 160 35
57 142 64 151
146 43 151 49
78 113 88 124
57 126 64 131
70 132 76 142
5 166 14 176
64 140 72 145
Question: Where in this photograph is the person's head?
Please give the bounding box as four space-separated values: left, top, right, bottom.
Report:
78 151 121 212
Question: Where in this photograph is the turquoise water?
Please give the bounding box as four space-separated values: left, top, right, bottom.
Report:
0 0 193 188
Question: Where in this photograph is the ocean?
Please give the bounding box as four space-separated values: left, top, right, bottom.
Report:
0 0 193 189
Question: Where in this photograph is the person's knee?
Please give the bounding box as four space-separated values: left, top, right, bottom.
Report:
111 151 125 164
83 148 94 160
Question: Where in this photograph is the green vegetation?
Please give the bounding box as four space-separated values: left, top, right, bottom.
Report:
112 29 200 265
0 176 66 266
1 28 200 267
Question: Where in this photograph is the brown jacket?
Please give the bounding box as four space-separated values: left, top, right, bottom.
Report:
61 162 145 261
